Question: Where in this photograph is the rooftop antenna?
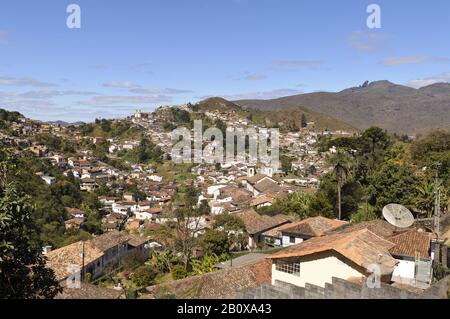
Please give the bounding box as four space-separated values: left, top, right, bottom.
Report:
382 204 415 231
433 162 442 239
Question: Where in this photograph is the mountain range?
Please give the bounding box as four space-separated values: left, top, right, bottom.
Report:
233 81 450 135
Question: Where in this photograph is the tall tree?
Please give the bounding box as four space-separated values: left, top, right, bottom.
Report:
173 206 203 270
330 151 352 220
300 114 307 128
414 181 436 218
0 149 61 299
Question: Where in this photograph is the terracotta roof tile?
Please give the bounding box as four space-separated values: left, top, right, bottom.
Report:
388 229 432 259
90 230 129 252
268 229 398 276
236 209 291 234
46 242 104 281
56 283 122 299
145 259 271 299
263 216 347 238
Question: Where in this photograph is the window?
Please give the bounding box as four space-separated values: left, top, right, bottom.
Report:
289 236 296 244
275 261 300 276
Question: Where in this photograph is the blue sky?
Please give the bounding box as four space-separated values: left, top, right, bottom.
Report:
0 0 449 121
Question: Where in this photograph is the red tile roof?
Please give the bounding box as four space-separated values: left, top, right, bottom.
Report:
263 216 347 238
388 229 432 259
236 209 291 235
281 216 348 237
268 228 398 276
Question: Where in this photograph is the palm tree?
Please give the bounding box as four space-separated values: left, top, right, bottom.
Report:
415 181 436 218
330 151 352 220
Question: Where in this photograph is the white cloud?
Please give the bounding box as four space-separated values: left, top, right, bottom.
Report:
243 74 268 81
102 81 141 89
77 95 172 106
348 31 388 52
381 56 448 66
406 72 450 88
129 88 193 95
199 88 303 101
272 60 324 68
18 90 99 99
130 63 152 70
0 75 56 87
92 64 110 70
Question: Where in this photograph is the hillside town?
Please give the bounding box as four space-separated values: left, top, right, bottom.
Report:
0 100 449 300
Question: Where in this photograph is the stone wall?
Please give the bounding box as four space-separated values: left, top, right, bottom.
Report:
145 259 271 299
236 275 450 299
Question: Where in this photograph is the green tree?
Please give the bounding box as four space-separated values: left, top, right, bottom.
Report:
359 127 390 171
301 114 307 128
190 254 222 275
171 264 188 280
330 151 352 220
258 192 313 218
366 162 419 214
213 214 245 231
414 181 436 218
131 266 157 287
350 204 378 223
280 155 294 175
149 250 180 273
0 184 62 299
173 206 203 269
0 149 62 299
200 229 230 256
198 199 211 215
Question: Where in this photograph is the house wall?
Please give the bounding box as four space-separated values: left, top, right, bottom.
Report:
85 258 104 279
211 206 224 215
271 252 365 288
391 259 415 285
256 202 272 209
135 212 152 220
281 235 304 247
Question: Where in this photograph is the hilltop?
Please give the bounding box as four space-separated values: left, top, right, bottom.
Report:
235 81 450 135
195 97 356 132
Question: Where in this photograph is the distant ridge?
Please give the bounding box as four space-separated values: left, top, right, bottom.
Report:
45 120 85 127
234 81 450 135
196 97 356 132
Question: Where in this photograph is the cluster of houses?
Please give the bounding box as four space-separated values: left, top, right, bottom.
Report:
7 106 444 299
267 218 440 291
44 230 153 282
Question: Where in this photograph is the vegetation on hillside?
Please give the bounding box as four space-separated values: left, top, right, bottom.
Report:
0 149 61 298
260 128 449 221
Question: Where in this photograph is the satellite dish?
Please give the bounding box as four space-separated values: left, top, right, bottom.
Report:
382 204 414 228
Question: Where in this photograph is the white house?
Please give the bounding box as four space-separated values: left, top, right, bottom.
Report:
112 202 132 216
268 229 398 288
388 229 433 287
147 175 163 182
41 175 56 185
262 216 347 248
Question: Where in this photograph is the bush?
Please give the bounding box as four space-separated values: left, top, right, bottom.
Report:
122 250 147 271
171 265 188 280
131 266 157 287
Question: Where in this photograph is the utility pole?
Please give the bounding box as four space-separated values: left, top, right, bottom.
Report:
433 163 442 264
434 163 441 239
81 240 85 283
